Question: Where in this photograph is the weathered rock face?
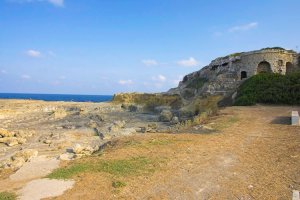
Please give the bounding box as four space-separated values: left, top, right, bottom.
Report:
112 93 183 111
168 48 299 102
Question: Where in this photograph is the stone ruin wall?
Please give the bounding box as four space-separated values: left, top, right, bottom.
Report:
236 49 297 78
171 49 299 99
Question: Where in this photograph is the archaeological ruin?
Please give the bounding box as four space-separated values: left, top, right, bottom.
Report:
168 47 300 101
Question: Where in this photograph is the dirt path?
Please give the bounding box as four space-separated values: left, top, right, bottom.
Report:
49 105 300 199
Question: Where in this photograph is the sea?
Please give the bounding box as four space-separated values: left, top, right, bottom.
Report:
0 93 113 103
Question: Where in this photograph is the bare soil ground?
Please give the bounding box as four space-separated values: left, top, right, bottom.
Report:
50 105 300 200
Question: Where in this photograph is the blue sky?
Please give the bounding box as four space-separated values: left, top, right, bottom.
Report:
0 0 299 95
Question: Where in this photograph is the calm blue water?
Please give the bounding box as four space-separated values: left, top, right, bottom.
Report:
0 93 113 102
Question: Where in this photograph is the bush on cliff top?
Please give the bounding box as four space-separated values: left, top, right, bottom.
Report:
234 73 300 106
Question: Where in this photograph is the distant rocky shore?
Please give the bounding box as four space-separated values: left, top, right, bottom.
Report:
0 98 190 171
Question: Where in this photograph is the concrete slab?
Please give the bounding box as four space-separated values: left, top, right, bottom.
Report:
10 156 60 181
292 111 299 126
293 190 300 200
18 178 75 200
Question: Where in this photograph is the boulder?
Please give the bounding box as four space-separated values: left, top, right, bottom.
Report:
15 130 34 138
120 128 137 135
159 110 173 122
0 149 38 170
72 143 84 154
72 144 99 156
52 109 68 119
59 153 75 161
154 106 172 114
0 129 14 138
7 138 19 147
128 105 138 112
43 139 52 145
0 137 26 146
12 149 38 162
171 116 179 124
10 157 26 169
138 123 158 133
109 120 126 132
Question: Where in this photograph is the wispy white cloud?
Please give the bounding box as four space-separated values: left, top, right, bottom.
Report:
47 0 63 7
26 49 42 58
8 0 64 7
177 57 199 67
21 74 31 79
228 22 258 33
118 80 133 85
152 74 166 82
141 59 158 66
0 70 7 74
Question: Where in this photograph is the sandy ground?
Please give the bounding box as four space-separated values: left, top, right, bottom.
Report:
52 105 300 199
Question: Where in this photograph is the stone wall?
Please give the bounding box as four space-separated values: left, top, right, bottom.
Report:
167 48 299 103
236 49 296 77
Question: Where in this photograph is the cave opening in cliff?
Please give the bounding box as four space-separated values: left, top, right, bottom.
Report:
286 62 294 74
241 71 247 80
257 61 272 74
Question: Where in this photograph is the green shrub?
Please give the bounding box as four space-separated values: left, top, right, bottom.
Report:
234 73 300 106
0 192 16 200
112 181 127 188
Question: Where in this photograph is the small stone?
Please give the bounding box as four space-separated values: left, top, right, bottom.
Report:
17 138 27 144
44 140 52 144
59 153 75 161
72 144 83 154
11 157 26 169
109 120 126 132
159 110 173 122
52 109 68 119
248 185 254 189
0 129 14 137
171 116 179 124
8 139 19 147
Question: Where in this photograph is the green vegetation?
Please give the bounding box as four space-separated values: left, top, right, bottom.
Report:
112 93 183 111
217 52 243 60
228 52 243 57
123 138 192 148
186 77 208 89
112 181 127 188
234 73 300 106
178 95 222 129
0 192 16 200
261 47 286 51
181 95 222 116
47 156 155 179
260 47 296 53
